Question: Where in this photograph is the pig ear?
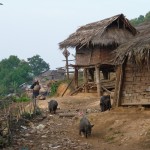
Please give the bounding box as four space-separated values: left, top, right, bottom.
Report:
91 125 94 128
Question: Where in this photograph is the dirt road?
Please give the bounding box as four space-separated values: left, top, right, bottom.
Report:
8 93 150 150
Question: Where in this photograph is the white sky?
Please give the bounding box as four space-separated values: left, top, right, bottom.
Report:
0 0 150 69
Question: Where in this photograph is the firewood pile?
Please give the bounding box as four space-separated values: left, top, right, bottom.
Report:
70 78 115 95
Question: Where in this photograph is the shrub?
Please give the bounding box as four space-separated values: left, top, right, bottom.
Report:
13 96 31 102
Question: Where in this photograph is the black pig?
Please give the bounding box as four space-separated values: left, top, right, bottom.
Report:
48 100 58 114
79 116 94 138
100 95 111 112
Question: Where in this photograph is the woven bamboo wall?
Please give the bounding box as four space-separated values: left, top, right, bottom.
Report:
121 62 150 105
76 47 114 66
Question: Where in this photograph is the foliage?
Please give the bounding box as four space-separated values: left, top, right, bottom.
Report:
13 96 31 102
0 85 7 96
27 55 50 76
0 54 50 96
130 11 150 26
49 79 74 97
50 82 59 96
0 56 32 96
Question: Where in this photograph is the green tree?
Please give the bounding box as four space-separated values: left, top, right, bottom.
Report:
138 15 144 23
0 55 32 95
145 11 150 21
130 11 150 26
27 55 50 76
130 18 138 26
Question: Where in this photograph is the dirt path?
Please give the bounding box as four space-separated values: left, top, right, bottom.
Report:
7 94 150 150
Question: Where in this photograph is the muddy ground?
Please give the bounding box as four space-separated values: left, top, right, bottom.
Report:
5 93 150 150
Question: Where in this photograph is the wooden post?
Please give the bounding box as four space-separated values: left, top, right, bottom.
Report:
114 65 123 107
95 65 101 97
83 68 89 93
74 67 78 88
65 55 69 79
63 48 70 79
62 77 74 97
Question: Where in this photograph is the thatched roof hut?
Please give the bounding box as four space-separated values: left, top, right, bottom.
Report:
114 21 150 68
59 14 137 49
113 21 150 106
59 14 137 97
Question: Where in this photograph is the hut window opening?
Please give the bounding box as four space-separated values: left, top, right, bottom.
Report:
108 18 126 30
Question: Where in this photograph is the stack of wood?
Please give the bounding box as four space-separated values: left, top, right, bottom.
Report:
70 78 115 95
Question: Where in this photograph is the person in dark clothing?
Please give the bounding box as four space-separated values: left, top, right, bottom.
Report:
30 80 41 98
100 92 111 112
30 80 41 113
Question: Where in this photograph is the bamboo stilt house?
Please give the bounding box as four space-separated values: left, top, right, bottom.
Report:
59 14 137 97
113 21 150 106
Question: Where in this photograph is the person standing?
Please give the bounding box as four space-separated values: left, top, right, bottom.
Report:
30 80 41 112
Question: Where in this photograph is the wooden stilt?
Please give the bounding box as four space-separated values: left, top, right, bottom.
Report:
114 65 123 107
95 65 101 97
83 68 89 93
74 67 78 88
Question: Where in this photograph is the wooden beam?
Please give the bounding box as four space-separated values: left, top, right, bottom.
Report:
65 54 69 79
101 85 111 94
83 68 89 93
114 65 124 107
95 65 101 97
70 86 83 96
74 68 78 88
62 78 74 97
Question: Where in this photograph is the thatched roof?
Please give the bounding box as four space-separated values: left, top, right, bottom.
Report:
59 14 137 49
114 21 150 67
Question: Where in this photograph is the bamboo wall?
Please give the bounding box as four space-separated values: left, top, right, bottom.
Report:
121 62 150 105
76 47 114 66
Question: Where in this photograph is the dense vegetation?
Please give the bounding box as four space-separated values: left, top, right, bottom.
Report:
130 11 150 26
0 55 50 96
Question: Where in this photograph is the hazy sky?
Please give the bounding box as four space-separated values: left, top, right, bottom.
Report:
0 0 150 69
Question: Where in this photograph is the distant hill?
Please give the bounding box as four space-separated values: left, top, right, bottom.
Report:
130 11 150 26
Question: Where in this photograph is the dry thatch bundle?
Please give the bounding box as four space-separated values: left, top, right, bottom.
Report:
114 21 150 68
59 14 137 49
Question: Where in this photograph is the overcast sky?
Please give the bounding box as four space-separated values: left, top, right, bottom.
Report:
0 0 150 69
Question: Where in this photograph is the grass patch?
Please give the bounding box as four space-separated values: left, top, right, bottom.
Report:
13 96 31 102
21 107 42 120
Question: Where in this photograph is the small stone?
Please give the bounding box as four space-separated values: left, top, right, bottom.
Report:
41 135 47 138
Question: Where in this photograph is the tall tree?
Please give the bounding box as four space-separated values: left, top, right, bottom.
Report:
0 56 32 95
27 55 50 76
